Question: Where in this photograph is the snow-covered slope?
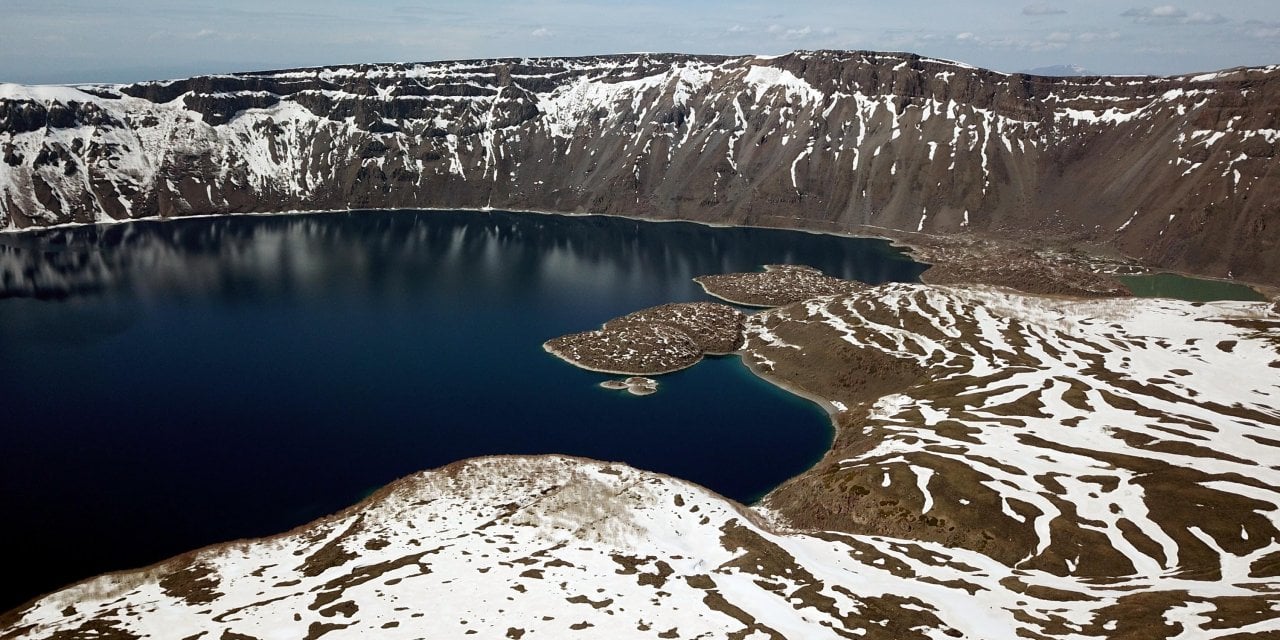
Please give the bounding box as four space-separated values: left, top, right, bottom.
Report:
752 286 1280 584
2 50 1278 283
4 287 1279 639
5 454 1277 639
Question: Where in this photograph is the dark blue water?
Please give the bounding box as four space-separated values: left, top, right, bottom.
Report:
0 209 926 611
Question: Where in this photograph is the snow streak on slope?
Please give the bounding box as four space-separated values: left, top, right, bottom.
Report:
2 51 1278 283
7 454 1279 640
749 285 1280 591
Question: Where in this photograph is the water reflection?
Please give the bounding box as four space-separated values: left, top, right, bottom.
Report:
0 210 923 302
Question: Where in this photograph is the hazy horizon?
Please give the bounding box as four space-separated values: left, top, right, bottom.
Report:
2 1 1278 85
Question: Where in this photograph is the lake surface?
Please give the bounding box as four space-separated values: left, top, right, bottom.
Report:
1118 273 1265 302
0 209 926 611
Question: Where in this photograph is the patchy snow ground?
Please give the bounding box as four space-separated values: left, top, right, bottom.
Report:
749 285 1280 589
6 286 1280 639
7 453 1276 640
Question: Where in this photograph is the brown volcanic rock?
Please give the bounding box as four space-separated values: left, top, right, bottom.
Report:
898 234 1133 298
544 322 702 375
2 51 1279 284
605 302 746 354
544 301 744 375
694 265 868 307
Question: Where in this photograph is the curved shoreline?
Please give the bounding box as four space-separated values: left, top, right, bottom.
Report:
541 342 704 376
691 281 776 308
7 259 1276 634
8 289 1278 638
735 351 844 418
6 203 1273 297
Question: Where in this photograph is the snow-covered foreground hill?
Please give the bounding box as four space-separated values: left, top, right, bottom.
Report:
4 285 1278 639
6 454 1277 639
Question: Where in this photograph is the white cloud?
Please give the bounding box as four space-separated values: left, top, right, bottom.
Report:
878 30 940 50
1077 31 1122 43
1023 4 1067 16
1123 5 1186 20
147 28 243 42
1122 5 1227 25
1041 30 1123 44
3 0 1275 84
763 24 822 41
950 30 1076 52
1183 12 1228 25
1135 43 1191 54
1241 20 1280 39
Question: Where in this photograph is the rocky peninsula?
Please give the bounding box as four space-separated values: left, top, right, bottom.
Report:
543 302 745 375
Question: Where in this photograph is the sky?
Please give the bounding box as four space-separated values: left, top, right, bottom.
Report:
1 0 1278 84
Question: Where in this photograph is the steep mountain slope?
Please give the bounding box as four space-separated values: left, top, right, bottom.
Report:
1 51 1278 283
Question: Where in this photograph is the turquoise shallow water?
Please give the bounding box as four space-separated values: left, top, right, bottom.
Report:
0 209 927 610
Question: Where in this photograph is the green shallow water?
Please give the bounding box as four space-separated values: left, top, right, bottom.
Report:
1118 273 1265 302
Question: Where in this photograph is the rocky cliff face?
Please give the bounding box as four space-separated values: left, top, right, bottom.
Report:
1 51 1277 283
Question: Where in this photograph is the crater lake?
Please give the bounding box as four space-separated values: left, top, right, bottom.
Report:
0 209 927 610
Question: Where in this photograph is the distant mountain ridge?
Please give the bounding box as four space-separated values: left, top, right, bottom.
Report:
1 50 1277 283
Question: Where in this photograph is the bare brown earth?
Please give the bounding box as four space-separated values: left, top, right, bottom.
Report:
879 229 1135 298
546 258 1271 585
752 284 1276 563
544 302 744 375
744 280 1280 625
695 264 869 307
605 302 746 354
600 377 660 396
573 258 1280 637
545 322 702 374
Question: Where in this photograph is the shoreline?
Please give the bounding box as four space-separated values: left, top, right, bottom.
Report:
4 204 1274 297
736 349 845 419
541 342 704 376
692 280 777 308
6 263 1277 632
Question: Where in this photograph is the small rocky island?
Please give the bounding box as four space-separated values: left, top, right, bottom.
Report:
694 265 867 307
600 377 659 396
544 302 746 375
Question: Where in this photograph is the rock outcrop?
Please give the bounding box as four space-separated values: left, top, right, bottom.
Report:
545 301 745 374
1 50 1278 283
